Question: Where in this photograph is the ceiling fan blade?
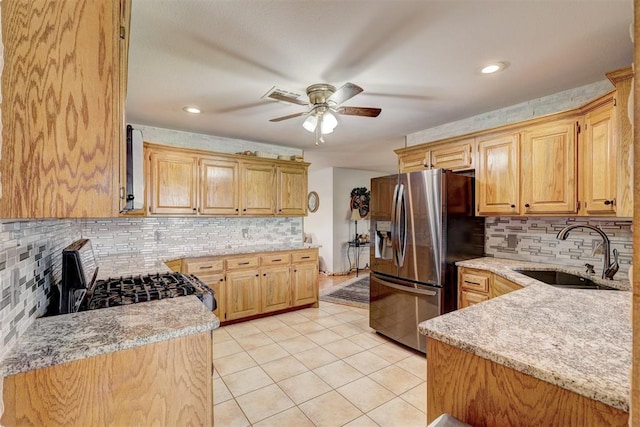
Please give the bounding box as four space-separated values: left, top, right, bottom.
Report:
338 106 382 117
268 92 309 106
328 82 363 105
269 111 308 122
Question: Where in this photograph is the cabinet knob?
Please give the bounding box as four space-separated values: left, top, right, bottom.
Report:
243 208 247 212
263 273 266 277
235 208 239 212
510 204 516 209
193 207 197 211
524 203 530 208
604 200 614 206
255 274 259 277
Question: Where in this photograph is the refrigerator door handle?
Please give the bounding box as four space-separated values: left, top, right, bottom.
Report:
397 183 407 267
374 276 437 296
390 183 400 267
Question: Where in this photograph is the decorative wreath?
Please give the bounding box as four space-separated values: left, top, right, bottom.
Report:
350 187 371 218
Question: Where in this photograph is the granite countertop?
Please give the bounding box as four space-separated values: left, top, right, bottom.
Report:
457 257 631 291
0 296 219 377
419 257 632 412
96 243 320 279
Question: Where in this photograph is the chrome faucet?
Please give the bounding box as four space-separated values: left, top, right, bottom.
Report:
556 224 617 280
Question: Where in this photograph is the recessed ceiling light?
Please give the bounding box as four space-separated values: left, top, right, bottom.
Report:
480 62 508 74
183 106 201 114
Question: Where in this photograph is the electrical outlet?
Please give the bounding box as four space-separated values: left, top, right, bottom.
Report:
242 228 249 239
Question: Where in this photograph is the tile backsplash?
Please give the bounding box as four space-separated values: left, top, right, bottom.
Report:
485 217 632 277
0 220 81 360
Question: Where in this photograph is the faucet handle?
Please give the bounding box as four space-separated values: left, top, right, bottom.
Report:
584 263 595 274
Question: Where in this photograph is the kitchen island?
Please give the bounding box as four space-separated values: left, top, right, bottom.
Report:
419 258 631 426
0 296 219 426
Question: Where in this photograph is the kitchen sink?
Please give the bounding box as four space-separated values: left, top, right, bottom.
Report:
516 270 619 290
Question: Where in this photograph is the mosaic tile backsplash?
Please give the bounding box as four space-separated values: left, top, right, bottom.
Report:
485 217 633 277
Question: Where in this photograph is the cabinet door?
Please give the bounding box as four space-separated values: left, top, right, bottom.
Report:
277 166 307 216
196 273 225 320
521 120 577 214
398 150 429 172
370 174 397 218
241 162 275 215
292 262 319 306
490 275 523 299
261 266 291 313
225 270 260 320
430 139 474 171
200 157 240 215
147 150 198 215
581 102 616 215
459 290 489 309
476 133 520 215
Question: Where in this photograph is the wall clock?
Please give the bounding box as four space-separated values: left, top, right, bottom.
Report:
307 191 319 212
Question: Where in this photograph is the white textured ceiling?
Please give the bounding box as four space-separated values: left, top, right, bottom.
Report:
126 0 633 173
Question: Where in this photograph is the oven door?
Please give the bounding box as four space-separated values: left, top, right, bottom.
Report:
369 273 441 353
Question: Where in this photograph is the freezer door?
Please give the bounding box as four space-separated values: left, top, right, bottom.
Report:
397 170 442 285
369 273 441 353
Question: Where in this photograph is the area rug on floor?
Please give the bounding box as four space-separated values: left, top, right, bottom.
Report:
319 275 369 308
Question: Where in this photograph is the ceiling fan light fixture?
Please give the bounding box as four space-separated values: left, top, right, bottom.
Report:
183 106 201 114
321 111 337 134
303 115 317 132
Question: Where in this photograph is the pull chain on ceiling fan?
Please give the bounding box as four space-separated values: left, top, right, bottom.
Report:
267 82 381 145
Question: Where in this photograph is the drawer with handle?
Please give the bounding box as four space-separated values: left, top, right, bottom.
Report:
226 256 260 270
291 250 318 263
459 268 490 293
183 258 224 274
261 253 290 266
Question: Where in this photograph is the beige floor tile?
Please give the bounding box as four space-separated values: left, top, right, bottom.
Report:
274 311 310 325
235 332 275 351
263 325 302 342
213 377 233 404
278 371 333 404
400 383 427 413
223 322 263 339
319 302 353 314
236 384 295 425
261 355 310 382
214 339 244 360
336 377 395 413
368 364 423 395
212 327 234 343
395 354 427 380
253 406 315 427
343 351 391 375
349 332 388 350
351 318 373 329
213 399 250 427
313 315 347 328
299 390 363 427
222 365 274 397
247 342 289 364
343 414 381 427
335 311 369 323
313 360 364 389
294 346 339 370
367 397 426 427
250 316 288 332
290 320 327 334
306 329 343 346
329 323 366 338
215 351 257 376
278 335 319 354
368 341 417 363
213 367 220 378
322 338 365 359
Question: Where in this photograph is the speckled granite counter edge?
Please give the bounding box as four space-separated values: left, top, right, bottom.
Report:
420 326 628 412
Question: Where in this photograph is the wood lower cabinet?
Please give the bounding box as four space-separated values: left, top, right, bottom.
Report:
476 133 520 216
145 143 308 217
182 248 318 322
427 338 628 426
1 332 213 427
458 267 523 309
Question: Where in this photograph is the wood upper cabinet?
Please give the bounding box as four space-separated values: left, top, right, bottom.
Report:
580 96 616 215
200 157 240 215
520 119 577 214
147 150 198 215
0 0 131 218
277 166 308 216
370 174 396 218
241 162 276 215
396 139 475 173
476 133 520 215
225 269 261 321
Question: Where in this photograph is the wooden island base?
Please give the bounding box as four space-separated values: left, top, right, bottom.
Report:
426 339 628 427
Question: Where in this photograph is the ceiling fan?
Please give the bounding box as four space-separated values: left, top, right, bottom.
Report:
267 83 381 144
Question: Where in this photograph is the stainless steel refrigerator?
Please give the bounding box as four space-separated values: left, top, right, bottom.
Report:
369 169 484 353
